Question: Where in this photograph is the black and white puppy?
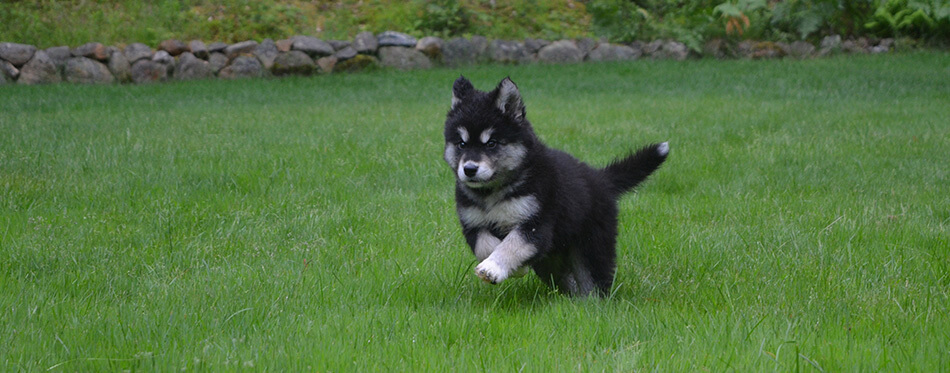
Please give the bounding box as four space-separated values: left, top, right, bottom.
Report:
443 76 668 296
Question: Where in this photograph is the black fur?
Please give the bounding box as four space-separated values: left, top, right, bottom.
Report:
444 76 667 296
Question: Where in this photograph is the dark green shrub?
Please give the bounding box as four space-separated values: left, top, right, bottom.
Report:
770 0 877 39
589 0 718 50
865 0 950 40
414 0 472 37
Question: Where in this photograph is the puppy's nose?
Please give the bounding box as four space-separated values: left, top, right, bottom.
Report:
463 164 479 177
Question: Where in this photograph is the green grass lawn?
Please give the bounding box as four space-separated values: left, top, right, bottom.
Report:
2 53 948 371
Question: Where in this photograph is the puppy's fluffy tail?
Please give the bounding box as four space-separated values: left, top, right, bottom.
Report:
602 142 669 196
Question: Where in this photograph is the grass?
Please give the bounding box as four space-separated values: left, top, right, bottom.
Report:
2 53 949 371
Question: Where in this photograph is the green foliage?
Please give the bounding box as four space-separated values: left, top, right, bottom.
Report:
865 0 950 40
713 0 768 38
589 0 718 50
414 0 472 37
589 0 652 43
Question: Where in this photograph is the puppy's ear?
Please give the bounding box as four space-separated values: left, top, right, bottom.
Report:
452 76 474 110
494 77 525 122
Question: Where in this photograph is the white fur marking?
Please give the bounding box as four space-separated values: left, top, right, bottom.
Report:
458 128 469 143
444 144 457 166
457 160 494 183
458 195 539 230
475 229 536 284
480 128 494 144
451 96 461 109
657 142 670 156
474 230 501 261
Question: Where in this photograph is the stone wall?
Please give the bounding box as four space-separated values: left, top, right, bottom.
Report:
0 32 896 85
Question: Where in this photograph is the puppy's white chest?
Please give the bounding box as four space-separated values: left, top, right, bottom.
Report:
458 195 539 230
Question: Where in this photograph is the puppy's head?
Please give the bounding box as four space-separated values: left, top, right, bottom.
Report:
443 76 533 190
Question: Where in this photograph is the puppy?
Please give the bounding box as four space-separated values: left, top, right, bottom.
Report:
443 76 668 296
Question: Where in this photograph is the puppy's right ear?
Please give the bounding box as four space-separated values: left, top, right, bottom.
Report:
452 76 473 110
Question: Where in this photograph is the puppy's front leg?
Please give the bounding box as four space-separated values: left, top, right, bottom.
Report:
475 228 537 284
473 230 500 261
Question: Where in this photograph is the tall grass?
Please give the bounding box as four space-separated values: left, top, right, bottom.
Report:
1 53 948 370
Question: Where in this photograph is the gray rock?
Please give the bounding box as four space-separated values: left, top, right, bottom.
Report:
124 43 153 63
208 52 228 73
416 36 444 59
272 51 315 76
378 46 431 70
276 39 293 52
575 38 597 56
334 46 358 61
329 40 351 51
291 35 334 57
43 46 71 72
254 39 279 69
736 40 755 58
174 52 214 80
1 60 18 80
642 40 664 56
524 38 550 54
659 40 689 60
878 38 895 50
226 40 258 59
702 39 727 58
159 39 188 56
377 31 417 47
219 56 262 79
188 40 208 59
316 56 337 73
489 40 529 64
587 43 640 61
471 36 489 60
131 60 167 84
107 48 131 83
443 37 478 67
818 35 842 56
71 42 110 61
353 31 378 54
18 51 61 84
841 39 868 54
788 41 815 58
538 40 583 64
64 57 114 84
207 42 228 53
0 42 37 67
152 50 174 65
748 42 784 59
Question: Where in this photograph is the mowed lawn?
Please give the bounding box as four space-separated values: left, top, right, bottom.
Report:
1 53 948 371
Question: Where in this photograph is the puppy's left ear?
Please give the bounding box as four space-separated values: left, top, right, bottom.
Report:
494 77 525 122
452 76 474 110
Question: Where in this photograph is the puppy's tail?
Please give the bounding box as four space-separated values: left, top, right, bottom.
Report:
602 142 669 196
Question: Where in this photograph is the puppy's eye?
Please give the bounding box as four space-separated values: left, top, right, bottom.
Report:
457 141 466 149
486 140 497 148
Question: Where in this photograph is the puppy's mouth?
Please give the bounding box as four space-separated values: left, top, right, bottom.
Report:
460 176 494 188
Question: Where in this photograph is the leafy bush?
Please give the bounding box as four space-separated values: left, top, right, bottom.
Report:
865 0 950 40
589 0 718 50
769 0 877 40
414 0 472 37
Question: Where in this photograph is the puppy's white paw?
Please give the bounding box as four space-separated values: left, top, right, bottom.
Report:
475 259 508 284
